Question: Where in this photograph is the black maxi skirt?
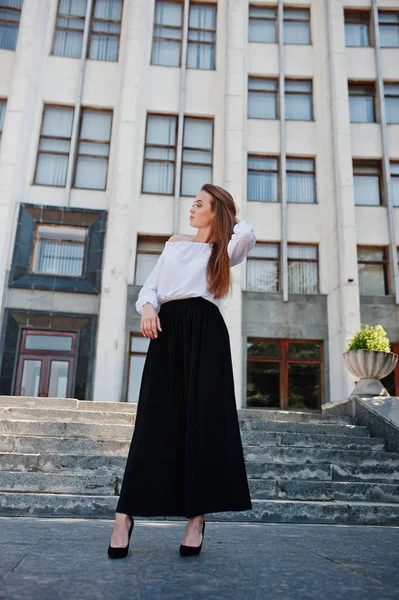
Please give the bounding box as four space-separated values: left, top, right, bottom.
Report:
116 296 253 518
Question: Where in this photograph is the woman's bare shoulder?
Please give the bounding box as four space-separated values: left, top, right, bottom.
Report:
167 234 195 243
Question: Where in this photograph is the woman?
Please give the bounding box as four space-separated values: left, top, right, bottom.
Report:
108 183 256 558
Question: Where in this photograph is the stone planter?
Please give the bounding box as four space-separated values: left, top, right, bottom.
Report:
343 349 398 398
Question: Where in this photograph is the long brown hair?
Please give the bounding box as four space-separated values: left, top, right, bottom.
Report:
200 183 238 299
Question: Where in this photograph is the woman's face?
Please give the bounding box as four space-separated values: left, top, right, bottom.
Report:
189 190 214 228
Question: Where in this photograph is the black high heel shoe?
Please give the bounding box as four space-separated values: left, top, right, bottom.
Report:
179 521 205 557
108 517 134 559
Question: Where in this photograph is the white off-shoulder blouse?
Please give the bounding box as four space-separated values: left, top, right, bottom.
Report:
135 220 256 315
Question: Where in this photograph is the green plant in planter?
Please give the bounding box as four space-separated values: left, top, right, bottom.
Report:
346 324 391 353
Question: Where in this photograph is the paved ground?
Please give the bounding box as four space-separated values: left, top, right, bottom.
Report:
0 517 398 600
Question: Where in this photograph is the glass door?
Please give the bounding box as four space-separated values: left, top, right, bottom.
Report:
15 330 77 398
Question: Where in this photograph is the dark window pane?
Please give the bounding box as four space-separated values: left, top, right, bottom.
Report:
288 343 321 359
247 341 280 358
247 361 280 408
288 363 320 409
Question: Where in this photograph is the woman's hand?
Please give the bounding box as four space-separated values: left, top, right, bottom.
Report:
141 303 162 339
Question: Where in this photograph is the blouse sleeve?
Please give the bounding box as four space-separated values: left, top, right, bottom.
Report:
227 220 256 267
135 249 166 316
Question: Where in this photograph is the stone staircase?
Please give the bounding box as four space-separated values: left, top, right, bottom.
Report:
0 396 399 524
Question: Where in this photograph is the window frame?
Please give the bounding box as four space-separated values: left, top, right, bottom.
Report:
0 0 23 51
248 5 277 44
134 235 168 285
284 78 313 121
87 0 123 62
180 115 214 196
246 242 280 293
384 82 399 124
357 245 390 296
51 0 123 61
247 154 279 203
348 81 377 123
30 223 89 279
378 10 399 48
246 337 324 410
344 9 372 47
141 112 179 196
73 106 113 190
287 242 319 294
286 156 316 204
33 103 74 188
283 6 311 45
187 1 217 71
151 0 184 68
353 159 383 206
248 76 278 119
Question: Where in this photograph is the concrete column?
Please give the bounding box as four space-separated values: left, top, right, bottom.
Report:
223 0 249 409
324 0 361 402
92 0 151 402
0 1 50 326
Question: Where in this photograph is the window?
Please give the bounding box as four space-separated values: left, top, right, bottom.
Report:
187 3 216 70
247 243 279 292
248 78 277 119
391 162 399 207
142 114 213 196
344 10 370 47
0 99 5 144
378 11 399 48
31 225 87 277
0 0 23 51
246 338 323 410
248 6 277 43
181 117 213 195
34 105 74 187
142 114 177 194
88 0 123 61
287 158 316 204
349 83 376 123
248 156 278 202
385 83 399 124
127 334 150 403
283 7 310 45
74 108 112 190
151 1 183 67
358 247 388 296
135 238 167 285
288 244 318 294
53 0 86 58
285 80 313 121
353 161 382 206
52 0 123 61
34 105 113 190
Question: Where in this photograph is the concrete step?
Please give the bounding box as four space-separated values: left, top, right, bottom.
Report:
248 479 399 503
0 407 135 425
1 471 398 503
0 420 134 441
0 431 386 457
238 419 369 437
243 446 399 467
0 418 367 444
241 431 385 451
0 452 127 473
0 492 398 525
246 461 399 484
0 396 137 413
3 453 399 484
239 408 354 424
0 435 130 456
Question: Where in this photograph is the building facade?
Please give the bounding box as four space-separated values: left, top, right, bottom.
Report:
0 0 398 408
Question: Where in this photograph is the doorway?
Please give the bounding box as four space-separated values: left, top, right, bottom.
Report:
15 329 77 398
